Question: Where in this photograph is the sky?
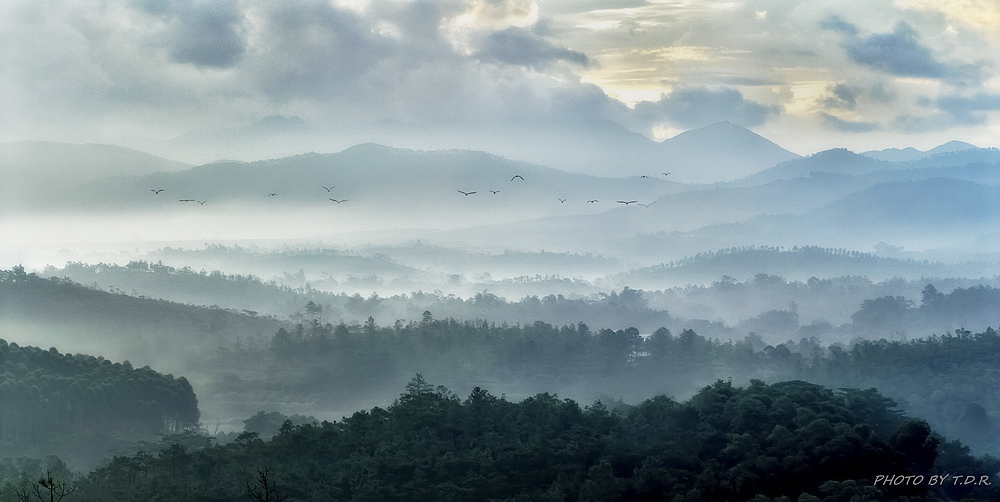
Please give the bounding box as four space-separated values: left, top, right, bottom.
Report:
3 0 1000 158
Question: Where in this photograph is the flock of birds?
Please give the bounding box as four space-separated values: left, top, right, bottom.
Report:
148 171 671 208
149 187 348 205
452 172 667 207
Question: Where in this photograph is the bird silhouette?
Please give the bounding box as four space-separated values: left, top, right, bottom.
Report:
637 201 656 208
457 190 476 196
179 199 195 202
558 198 567 203
328 198 348 203
510 175 524 182
587 199 599 203
150 189 164 194
490 190 500 194
662 172 671 176
640 175 651 179
268 193 278 197
616 200 638 205
322 186 335 192
197 200 207 205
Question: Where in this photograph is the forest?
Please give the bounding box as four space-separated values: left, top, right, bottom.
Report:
10 1 1000 499
0 337 198 467
3 376 1000 501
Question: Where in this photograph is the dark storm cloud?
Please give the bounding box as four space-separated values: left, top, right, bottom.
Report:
820 112 880 133
136 0 246 68
477 27 589 69
632 87 781 129
842 21 948 78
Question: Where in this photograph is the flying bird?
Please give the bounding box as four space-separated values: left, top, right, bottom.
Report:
617 200 638 205
587 199 599 203
150 189 164 194
268 193 278 197
640 175 651 179
328 198 348 203
197 200 207 205
179 199 195 202
510 175 524 182
558 198 567 203
637 201 656 208
490 190 500 194
457 190 476 196
322 186 335 192
662 172 671 176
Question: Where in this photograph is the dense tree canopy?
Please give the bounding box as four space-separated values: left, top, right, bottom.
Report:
0 338 198 466
69 378 1000 501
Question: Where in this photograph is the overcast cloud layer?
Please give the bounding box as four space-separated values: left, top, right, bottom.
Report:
3 0 1000 156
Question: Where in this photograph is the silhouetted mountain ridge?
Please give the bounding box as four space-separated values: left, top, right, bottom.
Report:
864 140 978 161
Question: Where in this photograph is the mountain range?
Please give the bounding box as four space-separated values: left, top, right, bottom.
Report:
152 118 801 183
4 121 996 275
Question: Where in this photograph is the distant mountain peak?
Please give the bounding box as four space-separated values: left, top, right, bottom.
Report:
926 140 977 156
249 115 311 133
807 148 865 160
656 121 800 183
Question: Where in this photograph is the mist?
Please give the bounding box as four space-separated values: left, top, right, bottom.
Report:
5 1 1000 498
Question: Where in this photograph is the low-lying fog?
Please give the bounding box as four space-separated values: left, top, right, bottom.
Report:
5 134 1000 467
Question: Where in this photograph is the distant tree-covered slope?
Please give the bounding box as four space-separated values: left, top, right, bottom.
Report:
35 262 672 331
615 245 984 285
0 265 287 361
210 309 1000 461
74 378 1000 501
0 337 199 468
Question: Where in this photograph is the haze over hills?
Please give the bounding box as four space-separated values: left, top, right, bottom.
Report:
151 119 801 183
863 140 978 162
11 2 1000 494
3 126 1000 274
0 141 192 180
652 121 801 183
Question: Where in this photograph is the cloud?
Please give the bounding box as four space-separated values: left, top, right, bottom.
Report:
137 0 246 68
819 15 858 36
228 2 617 127
820 112 880 133
476 27 589 69
843 21 949 78
823 83 859 110
631 87 781 129
244 3 393 103
891 93 1000 132
936 93 1000 125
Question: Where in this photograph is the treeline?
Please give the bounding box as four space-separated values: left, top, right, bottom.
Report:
50 378 1000 501
31 263 672 332
39 260 1000 339
646 273 1000 337
0 338 199 466
851 284 1000 334
0 265 287 352
223 319 1000 458
619 245 995 287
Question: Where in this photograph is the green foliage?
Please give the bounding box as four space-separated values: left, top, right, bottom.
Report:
240 318 1000 464
70 378 1000 501
0 338 199 467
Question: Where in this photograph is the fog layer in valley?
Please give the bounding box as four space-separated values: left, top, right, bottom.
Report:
4 125 1000 489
